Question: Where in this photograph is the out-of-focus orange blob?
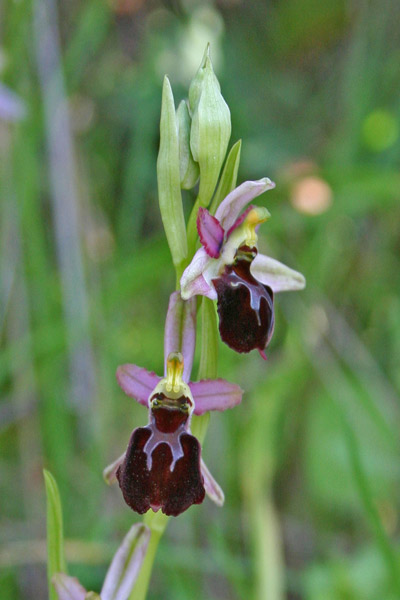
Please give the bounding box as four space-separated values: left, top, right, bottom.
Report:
291 176 333 215
110 0 145 16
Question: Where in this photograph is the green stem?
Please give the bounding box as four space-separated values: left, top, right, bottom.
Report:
191 297 217 461
197 297 218 380
186 196 201 266
131 214 219 600
250 492 284 600
175 259 186 290
241 391 285 600
191 412 210 445
128 512 169 600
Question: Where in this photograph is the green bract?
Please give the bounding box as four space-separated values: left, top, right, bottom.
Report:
209 139 242 215
189 47 231 208
157 77 188 267
176 100 199 190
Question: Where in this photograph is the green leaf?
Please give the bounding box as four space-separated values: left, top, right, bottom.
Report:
43 469 67 600
209 139 242 215
157 76 188 267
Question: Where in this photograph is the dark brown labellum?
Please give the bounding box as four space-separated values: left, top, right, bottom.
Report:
213 251 274 355
117 408 205 516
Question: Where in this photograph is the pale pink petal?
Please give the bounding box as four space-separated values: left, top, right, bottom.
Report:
101 524 151 600
164 292 196 382
190 379 243 415
116 365 161 406
52 574 87 600
250 253 306 292
197 207 224 258
201 459 224 507
103 452 126 485
215 178 275 232
180 247 216 300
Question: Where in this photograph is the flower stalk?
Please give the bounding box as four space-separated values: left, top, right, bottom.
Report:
128 512 168 600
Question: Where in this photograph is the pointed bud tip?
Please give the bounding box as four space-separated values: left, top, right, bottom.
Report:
200 43 211 68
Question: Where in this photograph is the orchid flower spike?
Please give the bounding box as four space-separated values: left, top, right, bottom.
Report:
107 292 242 517
180 178 306 358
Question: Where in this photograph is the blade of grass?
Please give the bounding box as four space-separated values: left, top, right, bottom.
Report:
339 411 400 596
33 0 97 416
43 470 67 600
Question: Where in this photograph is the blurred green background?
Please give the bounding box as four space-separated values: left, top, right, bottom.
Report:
1 0 400 598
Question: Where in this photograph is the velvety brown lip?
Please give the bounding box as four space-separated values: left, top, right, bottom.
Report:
213 250 274 355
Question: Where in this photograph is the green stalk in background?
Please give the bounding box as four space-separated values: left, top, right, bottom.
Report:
240 389 285 600
43 470 67 600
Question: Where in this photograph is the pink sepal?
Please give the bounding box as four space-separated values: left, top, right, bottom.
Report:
250 252 306 292
101 524 150 600
116 365 161 406
103 452 126 485
201 459 224 506
52 574 87 600
189 379 243 415
215 178 275 233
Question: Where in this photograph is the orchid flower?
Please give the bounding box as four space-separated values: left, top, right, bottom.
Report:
105 292 243 517
180 178 306 358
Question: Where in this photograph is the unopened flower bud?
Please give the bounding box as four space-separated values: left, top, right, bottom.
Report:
189 45 231 208
157 76 188 267
176 100 199 190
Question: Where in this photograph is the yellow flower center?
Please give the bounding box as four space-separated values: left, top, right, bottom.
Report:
148 352 194 415
243 206 270 247
165 352 185 394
